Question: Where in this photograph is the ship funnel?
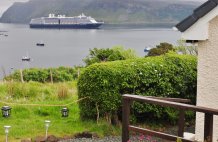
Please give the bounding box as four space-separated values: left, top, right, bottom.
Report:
81 13 86 17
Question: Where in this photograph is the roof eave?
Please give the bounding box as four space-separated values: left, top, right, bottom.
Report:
175 0 218 32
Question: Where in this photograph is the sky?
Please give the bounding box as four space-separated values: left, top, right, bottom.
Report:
0 0 207 17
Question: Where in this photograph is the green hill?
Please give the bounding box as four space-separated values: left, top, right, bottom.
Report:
0 0 200 24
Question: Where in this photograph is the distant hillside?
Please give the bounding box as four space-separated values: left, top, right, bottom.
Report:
0 0 200 25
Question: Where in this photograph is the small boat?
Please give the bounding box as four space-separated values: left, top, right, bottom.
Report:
22 56 31 61
36 42 45 46
144 47 151 52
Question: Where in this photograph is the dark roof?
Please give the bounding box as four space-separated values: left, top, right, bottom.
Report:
175 0 218 32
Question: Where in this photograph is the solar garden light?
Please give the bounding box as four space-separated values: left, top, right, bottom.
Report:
44 120 51 139
61 107 69 117
4 126 11 142
1 106 11 118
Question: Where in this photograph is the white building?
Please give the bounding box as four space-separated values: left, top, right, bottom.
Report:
175 0 218 141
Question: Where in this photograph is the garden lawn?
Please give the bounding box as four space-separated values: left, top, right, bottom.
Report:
0 81 120 142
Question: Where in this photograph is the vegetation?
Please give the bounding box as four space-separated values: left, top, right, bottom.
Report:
147 42 175 56
4 66 81 83
0 81 120 142
78 53 197 124
175 40 198 55
0 43 199 141
83 46 138 66
0 0 199 24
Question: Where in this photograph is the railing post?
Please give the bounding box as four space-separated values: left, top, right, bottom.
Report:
204 113 213 142
122 97 131 142
178 109 185 137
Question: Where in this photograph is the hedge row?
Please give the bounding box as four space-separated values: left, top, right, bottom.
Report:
5 66 79 82
78 53 197 123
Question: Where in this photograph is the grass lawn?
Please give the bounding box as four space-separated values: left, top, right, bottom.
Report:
0 81 120 142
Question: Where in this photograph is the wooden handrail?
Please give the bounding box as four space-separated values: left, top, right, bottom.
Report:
122 94 217 142
123 94 218 115
145 96 191 103
129 126 193 142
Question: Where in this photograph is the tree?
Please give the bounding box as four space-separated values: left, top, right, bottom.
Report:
83 48 124 66
83 46 138 66
147 42 175 56
175 40 198 55
112 46 138 59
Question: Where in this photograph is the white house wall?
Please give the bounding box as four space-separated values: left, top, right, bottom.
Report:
181 6 218 40
195 16 218 142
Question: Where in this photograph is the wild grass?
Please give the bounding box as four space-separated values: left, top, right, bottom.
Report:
0 81 120 142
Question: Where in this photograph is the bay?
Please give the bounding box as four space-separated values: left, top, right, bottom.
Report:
0 23 180 78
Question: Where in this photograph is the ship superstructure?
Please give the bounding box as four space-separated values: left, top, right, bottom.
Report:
30 13 103 29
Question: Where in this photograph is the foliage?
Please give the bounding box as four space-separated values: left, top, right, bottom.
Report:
83 46 138 66
147 42 175 56
4 66 82 83
78 53 197 123
176 138 182 142
0 81 120 141
175 39 198 55
83 48 124 66
112 46 138 59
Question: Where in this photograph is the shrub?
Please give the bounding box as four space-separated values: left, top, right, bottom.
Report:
83 46 138 66
147 42 175 56
5 66 82 83
78 53 197 123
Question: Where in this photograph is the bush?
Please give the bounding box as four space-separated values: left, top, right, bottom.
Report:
83 46 138 66
147 42 175 56
5 66 82 83
78 53 197 123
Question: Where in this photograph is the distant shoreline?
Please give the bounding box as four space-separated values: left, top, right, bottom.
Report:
102 23 176 29
0 22 176 29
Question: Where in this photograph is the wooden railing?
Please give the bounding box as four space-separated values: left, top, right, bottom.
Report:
122 94 218 142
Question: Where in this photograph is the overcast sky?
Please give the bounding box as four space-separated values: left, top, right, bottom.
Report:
0 0 207 17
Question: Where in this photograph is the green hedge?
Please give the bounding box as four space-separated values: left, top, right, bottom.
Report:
78 53 197 123
5 66 80 82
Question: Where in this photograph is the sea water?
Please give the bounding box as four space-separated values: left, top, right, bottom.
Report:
0 23 180 78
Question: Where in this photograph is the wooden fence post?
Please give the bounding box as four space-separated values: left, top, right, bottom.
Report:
122 97 130 142
50 69 53 84
20 69 24 83
204 113 213 142
178 109 185 137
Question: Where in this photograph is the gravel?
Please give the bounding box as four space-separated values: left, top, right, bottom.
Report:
59 136 121 142
59 126 195 142
59 136 163 142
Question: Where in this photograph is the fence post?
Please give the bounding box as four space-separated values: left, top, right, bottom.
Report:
122 96 130 142
204 113 213 142
20 69 24 83
50 69 53 84
178 109 185 137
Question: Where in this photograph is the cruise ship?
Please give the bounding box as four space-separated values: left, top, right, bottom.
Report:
30 13 104 29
